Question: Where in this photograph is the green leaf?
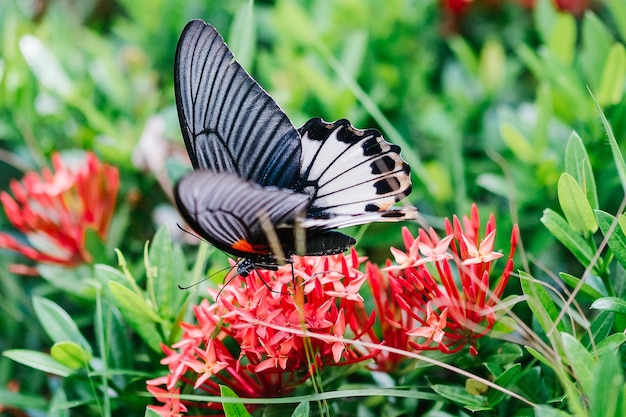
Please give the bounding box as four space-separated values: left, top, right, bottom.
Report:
484 343 524 365
591 351 624 417
595 333 626 357
564 131 598 210
548 12 576 65
558 173 598 235
591 297 626 314
228 0 255 70
525 346 554 369
0 389 48 410
290 401 310 417
108 281 163 353
37 265 95 298
598 43 626 106
32 296 92 354
534 0 557 46
220 385 252 417
561 332 596 397
18 34 74 98
500 122 535 163
431 384 489 410
448 36 478 75
590 91 626 195
109 281 162 322
596 210 626 270
144 407 162 417
50 342 92 369
3 349 74 377
149 226 177 318
559 272 605 299
607 0 626 54
580 12 613 90
479 38 505 94
488 364 522 406
541 209 597 271
534 404 574 417
520 271 566 335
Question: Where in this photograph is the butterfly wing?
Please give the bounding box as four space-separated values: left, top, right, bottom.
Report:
296 118 416 228
175 171 356 258
175 171 308 259
175 19 301 188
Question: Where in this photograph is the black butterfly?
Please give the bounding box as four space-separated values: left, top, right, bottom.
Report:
173 19 416 274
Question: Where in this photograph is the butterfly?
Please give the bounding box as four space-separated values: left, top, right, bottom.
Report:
173 19 416 275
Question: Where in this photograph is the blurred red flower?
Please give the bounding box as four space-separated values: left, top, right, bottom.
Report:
0 152 119 271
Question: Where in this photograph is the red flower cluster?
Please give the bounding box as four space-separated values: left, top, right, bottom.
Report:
148 205 519 414
147 251 376 415
0 152 119 272
379 204 519 357
442 0 590 16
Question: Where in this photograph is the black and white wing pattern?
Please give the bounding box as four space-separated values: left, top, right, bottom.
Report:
175 19 301 188
173 19 415 267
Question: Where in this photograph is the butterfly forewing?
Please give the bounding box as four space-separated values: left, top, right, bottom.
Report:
174 171 312 259
175 20 302 188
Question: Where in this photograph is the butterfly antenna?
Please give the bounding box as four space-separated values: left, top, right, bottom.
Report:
178 264 236 290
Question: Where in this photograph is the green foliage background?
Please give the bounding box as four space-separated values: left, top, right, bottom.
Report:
2 0 626 416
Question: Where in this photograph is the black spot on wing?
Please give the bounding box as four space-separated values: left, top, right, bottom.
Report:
374 177 401 194
371 155 396 174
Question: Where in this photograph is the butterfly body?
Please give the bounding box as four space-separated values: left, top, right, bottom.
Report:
174 19 416 271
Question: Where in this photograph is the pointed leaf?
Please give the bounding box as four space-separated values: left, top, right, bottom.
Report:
431 384 489 409
108 281 163 353
50 342 92 369
534 404 575 417
598 43 626 106
220 385 252 417
548 13 576 65
564 131 598 210
591 297 626 314
0 389 47 410
590 91 626 195
541 209 597 271
290 402 310 417
559 272 605 299
3 349 74 377
149 226 176 318
488 364 521 406
591 351 624 417
520 271 566 334
500 122 535 163
144 408 162 417
558 173 598 234
596 210 626 270
32 296 92 354
607 0 626 42
561 332 596 397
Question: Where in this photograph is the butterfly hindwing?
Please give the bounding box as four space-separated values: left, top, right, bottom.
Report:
175 20 302 188
296 118 415 226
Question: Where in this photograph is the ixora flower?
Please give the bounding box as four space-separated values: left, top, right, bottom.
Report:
147 251 377 415
383 204 519 356
0 152 119 271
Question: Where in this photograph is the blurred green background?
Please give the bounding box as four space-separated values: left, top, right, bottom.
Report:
1 0 626 414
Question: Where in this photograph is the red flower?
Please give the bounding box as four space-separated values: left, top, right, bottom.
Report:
148 251 376 415
0 152 119 271
384 204 519 355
